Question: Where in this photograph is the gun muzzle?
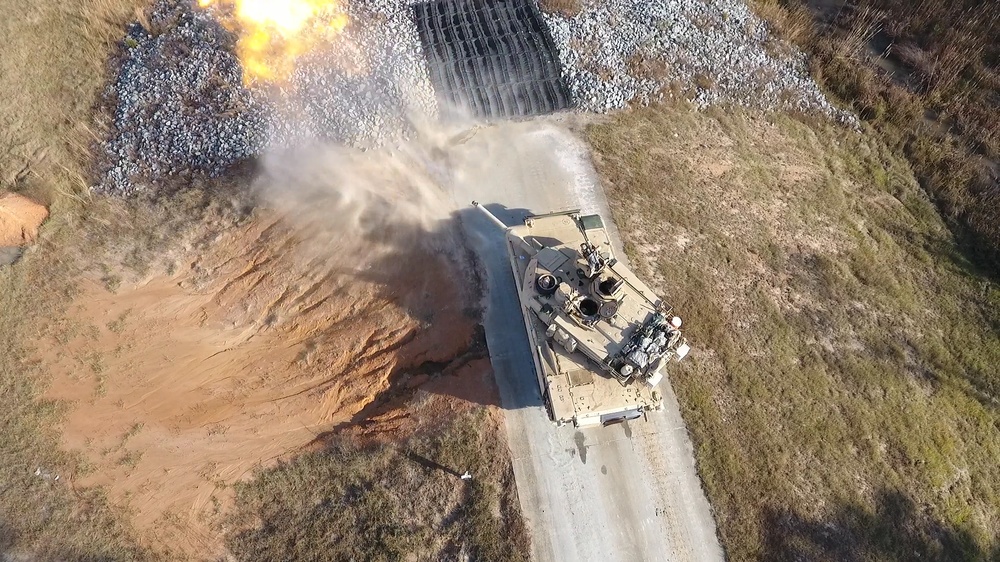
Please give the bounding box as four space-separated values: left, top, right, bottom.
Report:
471 201 509 231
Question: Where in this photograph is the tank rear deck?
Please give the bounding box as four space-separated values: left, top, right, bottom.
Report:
533 317 660 425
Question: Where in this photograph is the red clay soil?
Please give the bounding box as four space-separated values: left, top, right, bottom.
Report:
329 356 501 447
34 211 495 559
0 192 48 246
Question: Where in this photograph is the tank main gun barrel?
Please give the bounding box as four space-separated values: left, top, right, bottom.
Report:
471 201 542 252
471 201 510 231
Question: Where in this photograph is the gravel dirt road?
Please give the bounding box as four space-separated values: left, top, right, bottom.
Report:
443 119 725 562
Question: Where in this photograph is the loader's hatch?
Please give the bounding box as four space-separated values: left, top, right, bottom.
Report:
538 247 570 272
580 214 604 230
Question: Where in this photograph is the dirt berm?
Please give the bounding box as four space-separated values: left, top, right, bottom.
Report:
34 199 489 558
0 192 48 246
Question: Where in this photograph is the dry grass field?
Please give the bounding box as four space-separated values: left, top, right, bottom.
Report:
0 0 142 202
589 105 1000 561
752 0 1000 271
0 1 155 558
227 408 529 562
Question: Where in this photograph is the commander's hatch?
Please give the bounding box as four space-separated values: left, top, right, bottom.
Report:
537 246 571 272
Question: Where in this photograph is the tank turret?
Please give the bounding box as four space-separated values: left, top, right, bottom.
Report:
476 201 690 427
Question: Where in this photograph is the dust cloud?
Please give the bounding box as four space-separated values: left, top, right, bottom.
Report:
252 121 471 267
252 111 594 252
38 120 504 558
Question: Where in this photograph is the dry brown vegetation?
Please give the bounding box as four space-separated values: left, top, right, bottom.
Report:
751 0 1000 273
0 0 143 202
589 105 1000 561
537 0 583 19
227 409 529 562
0 1 155 558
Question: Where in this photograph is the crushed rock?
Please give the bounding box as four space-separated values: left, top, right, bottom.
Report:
542 0 854 122
97 0 436 196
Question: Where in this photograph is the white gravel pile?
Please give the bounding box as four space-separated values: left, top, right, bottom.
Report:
99 4 271 195
97 0 436 195
541 0 854 122
269 0 438 148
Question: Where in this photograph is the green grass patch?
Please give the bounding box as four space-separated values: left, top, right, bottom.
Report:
589 105 1000 561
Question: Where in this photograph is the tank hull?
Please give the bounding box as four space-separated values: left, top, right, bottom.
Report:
498 210 678 427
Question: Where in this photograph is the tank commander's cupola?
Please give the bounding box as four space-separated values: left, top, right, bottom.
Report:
593 275 624 300
536 273 559 296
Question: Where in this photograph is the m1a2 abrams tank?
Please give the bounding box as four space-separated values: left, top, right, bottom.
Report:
472 201 690 427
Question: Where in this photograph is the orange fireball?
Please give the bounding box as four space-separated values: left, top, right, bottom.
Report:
199 0 349 83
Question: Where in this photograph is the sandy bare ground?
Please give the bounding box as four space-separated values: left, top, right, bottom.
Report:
35 210 478 559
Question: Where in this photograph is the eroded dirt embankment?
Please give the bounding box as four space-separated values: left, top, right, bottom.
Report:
35 206 487 558
0 192 48 246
